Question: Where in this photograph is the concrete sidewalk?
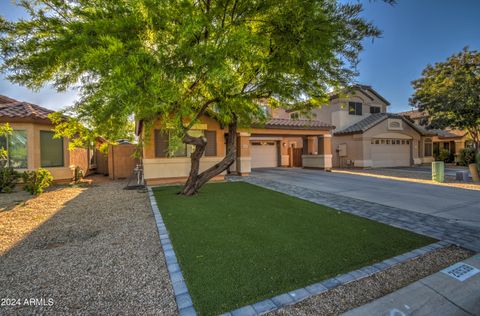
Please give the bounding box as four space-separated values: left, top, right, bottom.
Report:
342 254 480 316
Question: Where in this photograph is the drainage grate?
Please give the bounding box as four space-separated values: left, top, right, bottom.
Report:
442 262 480 282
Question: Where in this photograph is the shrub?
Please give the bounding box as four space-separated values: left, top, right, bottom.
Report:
459 147 476 166
22 168 53 195
0 167 20 193
435 148 451 162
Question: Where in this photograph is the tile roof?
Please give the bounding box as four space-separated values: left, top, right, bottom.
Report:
334 113 433 136
398 110 428 120
0 95 55 121
262 118 333 130
0 95 18 104
429 129 467 139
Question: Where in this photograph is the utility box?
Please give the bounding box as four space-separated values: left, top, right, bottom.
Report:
432 161 445 183
337 144 347 157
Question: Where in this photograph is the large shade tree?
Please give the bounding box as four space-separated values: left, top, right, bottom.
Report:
1 0 388 195
411 48 480 151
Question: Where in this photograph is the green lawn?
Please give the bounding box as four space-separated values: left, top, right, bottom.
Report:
153 182 435 315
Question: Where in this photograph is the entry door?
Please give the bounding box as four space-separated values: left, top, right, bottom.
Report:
250 141 278 168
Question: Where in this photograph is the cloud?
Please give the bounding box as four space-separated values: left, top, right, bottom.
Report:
0 77 79 111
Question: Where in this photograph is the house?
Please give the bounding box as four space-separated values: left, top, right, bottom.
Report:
0 95 94 181
288 85 436 168
136 114 334 185
399 110 468 163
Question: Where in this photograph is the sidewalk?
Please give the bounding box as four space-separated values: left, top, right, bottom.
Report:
342 254 480 316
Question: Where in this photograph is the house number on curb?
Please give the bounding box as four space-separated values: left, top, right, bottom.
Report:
441 262 480 281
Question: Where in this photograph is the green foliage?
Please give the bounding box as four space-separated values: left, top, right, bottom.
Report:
411 48 480 148
459 147 477 166
0 123 12 165
22 168 54 195
0 0 385 142
435 148 451 163
0 166 20 193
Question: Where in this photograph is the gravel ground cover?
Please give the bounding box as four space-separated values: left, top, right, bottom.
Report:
0 177 177 315
333 169 480 191
271 245 472 316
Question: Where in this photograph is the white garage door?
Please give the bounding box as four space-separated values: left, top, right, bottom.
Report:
371 139 411 168
251 141 278 168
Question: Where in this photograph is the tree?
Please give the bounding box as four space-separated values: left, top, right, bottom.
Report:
1 0 387 195
410 48 480 151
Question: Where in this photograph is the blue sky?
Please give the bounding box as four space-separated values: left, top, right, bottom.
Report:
1 0 479 112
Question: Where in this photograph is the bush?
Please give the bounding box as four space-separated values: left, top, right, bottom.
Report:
459 147 476 166
0 167 20 193
22 168 53 195
435 148 451 162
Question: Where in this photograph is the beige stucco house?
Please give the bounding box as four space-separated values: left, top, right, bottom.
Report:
0 95 92 181
136 114 334 185
286 85 438 168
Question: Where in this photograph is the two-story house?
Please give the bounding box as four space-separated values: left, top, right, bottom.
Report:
285 85 434 168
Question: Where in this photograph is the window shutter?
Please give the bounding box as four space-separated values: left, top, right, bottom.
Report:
205 131 217 156
154 129 168 157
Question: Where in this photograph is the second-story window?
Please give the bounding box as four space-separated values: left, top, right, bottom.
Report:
290 112 300 119
348 102 362 116
370 106 381 114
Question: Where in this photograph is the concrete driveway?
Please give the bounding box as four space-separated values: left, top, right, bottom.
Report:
251 168 480 229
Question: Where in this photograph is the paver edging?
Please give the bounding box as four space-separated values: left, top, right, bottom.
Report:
147 185 451 316
147 187 197 316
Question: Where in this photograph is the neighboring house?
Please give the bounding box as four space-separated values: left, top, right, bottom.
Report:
288 85 435 168
136 114 334 185
0 95 94 181
399 110 468 163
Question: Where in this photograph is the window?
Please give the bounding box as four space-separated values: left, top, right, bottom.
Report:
370 106 381 114
348 102 362 115
205 131 217 156
290 112 300 119
40 131 64 167
0 130 28 168
424 143 433 156
154 129 206 158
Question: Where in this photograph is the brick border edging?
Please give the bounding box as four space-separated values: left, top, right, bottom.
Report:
222 241 450 316
147 187 197 316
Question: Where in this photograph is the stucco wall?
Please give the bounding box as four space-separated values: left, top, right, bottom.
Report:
7 122 73 180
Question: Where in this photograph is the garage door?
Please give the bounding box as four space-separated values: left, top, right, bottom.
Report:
371 139 411 168
251 141 278 168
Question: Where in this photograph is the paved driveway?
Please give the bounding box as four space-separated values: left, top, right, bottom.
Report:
251 168 480 229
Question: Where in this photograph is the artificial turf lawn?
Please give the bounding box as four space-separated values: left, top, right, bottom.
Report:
153 182 435 315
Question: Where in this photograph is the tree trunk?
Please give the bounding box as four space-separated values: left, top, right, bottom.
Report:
180 119 237 195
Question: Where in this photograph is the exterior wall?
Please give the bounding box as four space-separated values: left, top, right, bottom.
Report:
142 116 226 183
7 122 73 180
70 147 90 176
332 134 364 167
311 89 389 131
108 144 138 180
95 150 109 175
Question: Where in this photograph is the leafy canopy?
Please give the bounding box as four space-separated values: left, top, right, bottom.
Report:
1 0 384 141
410 47 480 146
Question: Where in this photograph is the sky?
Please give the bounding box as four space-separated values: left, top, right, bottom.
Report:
0 0 479 113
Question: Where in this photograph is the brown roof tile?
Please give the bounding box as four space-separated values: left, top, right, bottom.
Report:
0 95 19 104
0 96 54 121
261 118 333 130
